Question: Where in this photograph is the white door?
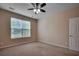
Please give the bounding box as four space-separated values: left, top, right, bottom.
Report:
69 17 79 51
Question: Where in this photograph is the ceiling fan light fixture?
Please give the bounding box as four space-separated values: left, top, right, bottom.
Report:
34 9 40 14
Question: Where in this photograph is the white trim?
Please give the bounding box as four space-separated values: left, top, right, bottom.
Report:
39 41 68 49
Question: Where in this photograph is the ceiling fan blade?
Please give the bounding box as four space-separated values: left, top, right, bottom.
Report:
36 3 40 9
40 9 46 12
40 3 46 8
31 3 35 7
28 8 34 10
36 3 40 6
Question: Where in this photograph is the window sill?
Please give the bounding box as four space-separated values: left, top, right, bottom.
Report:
11 37 31 40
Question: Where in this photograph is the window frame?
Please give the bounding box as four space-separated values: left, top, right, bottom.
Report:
10 17 32 39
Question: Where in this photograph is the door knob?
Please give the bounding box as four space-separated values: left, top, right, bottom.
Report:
69 35 72 37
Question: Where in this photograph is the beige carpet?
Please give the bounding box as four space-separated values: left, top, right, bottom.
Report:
0 42 79 56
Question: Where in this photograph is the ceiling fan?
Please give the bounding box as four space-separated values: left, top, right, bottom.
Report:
28 3 46 14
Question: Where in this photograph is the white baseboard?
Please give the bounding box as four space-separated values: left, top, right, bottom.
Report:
39 41 69 49
0 41 34 49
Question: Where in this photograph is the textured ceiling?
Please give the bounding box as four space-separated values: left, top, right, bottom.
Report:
0 3 79 20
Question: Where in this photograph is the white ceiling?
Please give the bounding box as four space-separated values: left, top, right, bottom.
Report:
0 3 79 20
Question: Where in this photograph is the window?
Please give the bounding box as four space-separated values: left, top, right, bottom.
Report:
11 17 31 39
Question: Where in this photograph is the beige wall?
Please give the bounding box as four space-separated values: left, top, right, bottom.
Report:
38 7 79 48
0 9 37 47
